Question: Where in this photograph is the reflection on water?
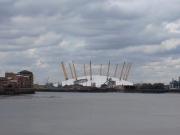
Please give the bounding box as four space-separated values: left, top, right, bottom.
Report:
0 92 180 135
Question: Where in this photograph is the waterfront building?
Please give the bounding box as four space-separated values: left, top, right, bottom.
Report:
0 70 33 89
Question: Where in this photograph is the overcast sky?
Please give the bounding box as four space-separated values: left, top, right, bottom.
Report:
1 0 180 84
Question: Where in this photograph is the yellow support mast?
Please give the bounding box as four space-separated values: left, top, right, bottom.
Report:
125 63 132 81
107 60 110 80
84 64 87 79
100 64 102 76
114 64 118 77
90 60 92 80
61 62 68 80
123 63 129 80
120 62 125 80
69 63 74 79
72 62 78 81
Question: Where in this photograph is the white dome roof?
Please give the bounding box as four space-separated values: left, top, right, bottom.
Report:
62 75 133 88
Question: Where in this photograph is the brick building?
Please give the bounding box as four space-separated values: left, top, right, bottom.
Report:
0 70 33 89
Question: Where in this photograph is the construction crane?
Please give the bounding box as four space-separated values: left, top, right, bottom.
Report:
61 62 68 80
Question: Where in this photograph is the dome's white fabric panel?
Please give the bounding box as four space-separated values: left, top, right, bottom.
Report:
62 75 133 87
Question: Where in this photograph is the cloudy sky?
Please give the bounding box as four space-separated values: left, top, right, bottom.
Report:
1 0 180 84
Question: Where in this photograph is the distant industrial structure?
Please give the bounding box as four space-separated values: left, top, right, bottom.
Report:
61 61 133 89
169 77 180 89
0 70 34 94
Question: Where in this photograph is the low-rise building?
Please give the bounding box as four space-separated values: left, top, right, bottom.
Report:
0 70 33 89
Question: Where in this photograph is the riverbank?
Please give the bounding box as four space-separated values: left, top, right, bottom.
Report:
1 87 180 95
0 88 35 95
35 87 178 93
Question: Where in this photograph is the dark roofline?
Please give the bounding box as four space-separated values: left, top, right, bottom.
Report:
18 70 33 74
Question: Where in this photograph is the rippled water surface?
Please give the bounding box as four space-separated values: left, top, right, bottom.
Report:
0 92 180 135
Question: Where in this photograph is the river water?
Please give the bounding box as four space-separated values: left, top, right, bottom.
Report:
0 92 180 135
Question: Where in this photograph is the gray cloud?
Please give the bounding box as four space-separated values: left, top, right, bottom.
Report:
1 0 180 84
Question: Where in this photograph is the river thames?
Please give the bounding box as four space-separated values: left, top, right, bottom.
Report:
0 92 180 135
